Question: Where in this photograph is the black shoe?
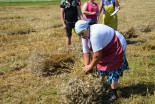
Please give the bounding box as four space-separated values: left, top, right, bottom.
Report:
106 91 118 101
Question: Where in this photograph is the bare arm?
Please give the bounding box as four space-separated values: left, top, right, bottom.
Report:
115 0 121 9
84 53 91 66
99 1 103 13
83 50 102 73
82 2 96 16
96 5 100 22
60 8 66 29
77 6 83 20
89 50 102 69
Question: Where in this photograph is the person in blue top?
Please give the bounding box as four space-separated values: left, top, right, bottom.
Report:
99 0 120 30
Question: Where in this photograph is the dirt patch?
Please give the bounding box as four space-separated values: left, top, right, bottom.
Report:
0 72 4 75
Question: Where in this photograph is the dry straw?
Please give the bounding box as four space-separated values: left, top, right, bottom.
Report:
28 50 75 77
58 74 106 104
28 50 48 76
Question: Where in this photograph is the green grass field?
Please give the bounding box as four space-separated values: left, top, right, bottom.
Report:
0 0 61 5
0 1 59 5
0 0 85 5
0 0 57 1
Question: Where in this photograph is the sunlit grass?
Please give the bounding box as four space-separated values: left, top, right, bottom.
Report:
0 0 61 5
0 0 154 103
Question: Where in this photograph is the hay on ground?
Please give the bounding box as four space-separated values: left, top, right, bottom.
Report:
28 50 75 77
58 74 106 104
136 25 152 32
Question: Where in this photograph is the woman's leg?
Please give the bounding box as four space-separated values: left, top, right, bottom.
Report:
111 80 118 89
66 36 71 48
107 80 118 101
66 36 71 53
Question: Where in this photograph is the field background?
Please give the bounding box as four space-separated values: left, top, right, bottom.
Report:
0 0 155 104
0 0 84 1
0 0 61 5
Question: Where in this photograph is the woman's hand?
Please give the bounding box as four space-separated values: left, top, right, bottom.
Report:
82 65 92 73
91 11 97 15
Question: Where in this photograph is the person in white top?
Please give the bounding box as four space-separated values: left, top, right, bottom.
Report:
75 20 129 101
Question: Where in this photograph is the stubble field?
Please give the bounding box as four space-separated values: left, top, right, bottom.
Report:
0 0 155 104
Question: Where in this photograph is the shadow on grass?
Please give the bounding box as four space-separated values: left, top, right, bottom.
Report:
126 40 145 45
119 83 154 98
